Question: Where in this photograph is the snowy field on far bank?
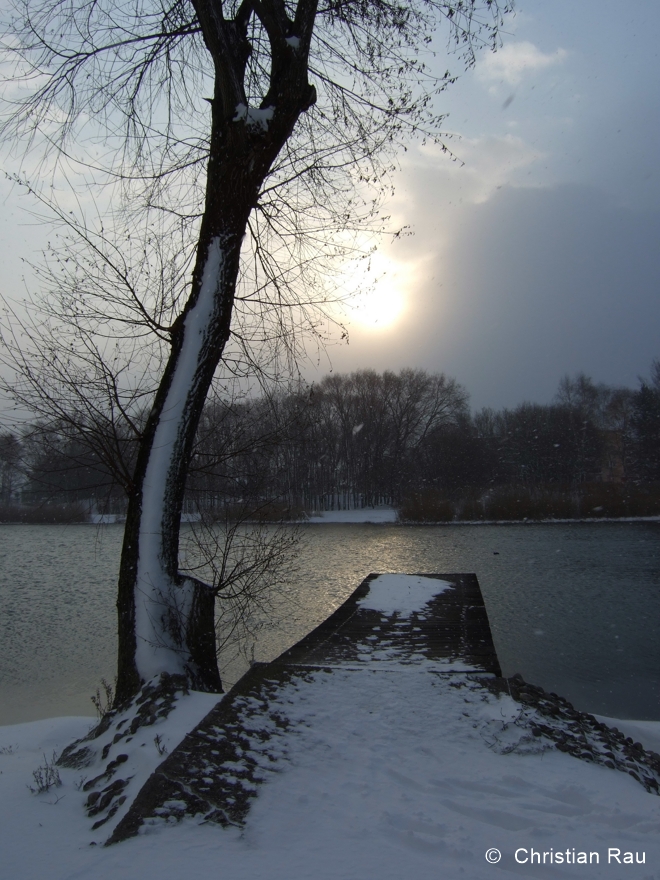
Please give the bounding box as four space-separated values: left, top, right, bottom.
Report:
2 573 660 879
302 508 660 525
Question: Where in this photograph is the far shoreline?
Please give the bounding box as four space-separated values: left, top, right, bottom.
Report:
2 511 660 526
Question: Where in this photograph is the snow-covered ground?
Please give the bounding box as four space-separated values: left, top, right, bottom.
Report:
0 691 219 880
2 574 660 879
2 682 659 879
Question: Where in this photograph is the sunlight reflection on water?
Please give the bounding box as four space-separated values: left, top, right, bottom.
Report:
1 521 659 724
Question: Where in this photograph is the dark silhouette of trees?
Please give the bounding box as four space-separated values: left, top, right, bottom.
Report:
10 361 660 524
0 431 22 504
297 368 469 506
19 425 130 509
630 361 660 483
492 403 602 487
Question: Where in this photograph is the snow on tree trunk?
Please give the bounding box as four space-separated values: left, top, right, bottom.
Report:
134 237 224 683
114 232 240 704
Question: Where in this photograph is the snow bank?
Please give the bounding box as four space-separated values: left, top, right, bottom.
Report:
597 716 660 755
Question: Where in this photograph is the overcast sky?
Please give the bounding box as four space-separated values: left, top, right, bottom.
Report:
1 0 659 412
320 0 660 409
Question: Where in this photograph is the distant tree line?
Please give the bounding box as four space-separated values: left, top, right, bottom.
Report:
2 363 660 521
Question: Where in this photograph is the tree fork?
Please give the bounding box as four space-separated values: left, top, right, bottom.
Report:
114 0 318 706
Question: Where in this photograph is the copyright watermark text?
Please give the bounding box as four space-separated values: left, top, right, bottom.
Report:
484 847 646 866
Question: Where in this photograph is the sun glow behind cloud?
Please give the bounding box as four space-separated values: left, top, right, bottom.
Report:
338 251 408 331
349 283 405 330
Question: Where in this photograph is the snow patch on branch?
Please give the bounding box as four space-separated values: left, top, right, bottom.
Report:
285 35 301 49
135 237 224 681
233 103 275 131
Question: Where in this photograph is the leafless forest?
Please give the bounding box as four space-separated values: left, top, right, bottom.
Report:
3 365 660 522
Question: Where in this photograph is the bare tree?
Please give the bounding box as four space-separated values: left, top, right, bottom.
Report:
1 0 511 704
288 369 468 506
0 430 22 503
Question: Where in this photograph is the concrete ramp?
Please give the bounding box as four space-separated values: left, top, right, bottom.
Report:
108 572 500 843
274 572 501 674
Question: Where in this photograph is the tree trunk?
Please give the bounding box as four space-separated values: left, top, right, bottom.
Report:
115 231 244 703
114 1 318 706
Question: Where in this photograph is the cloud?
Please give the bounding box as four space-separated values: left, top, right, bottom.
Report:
405 132 545 210
317 185 660 411
413 185 660 408
476 41 567 86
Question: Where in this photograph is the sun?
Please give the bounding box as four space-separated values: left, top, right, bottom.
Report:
338 252 408 331
349 284 405 330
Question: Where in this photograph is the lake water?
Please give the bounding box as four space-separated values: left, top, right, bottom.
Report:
1 521 659 725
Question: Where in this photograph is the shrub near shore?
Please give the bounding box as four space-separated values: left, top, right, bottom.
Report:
0 502 88 524
400 484 660 522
